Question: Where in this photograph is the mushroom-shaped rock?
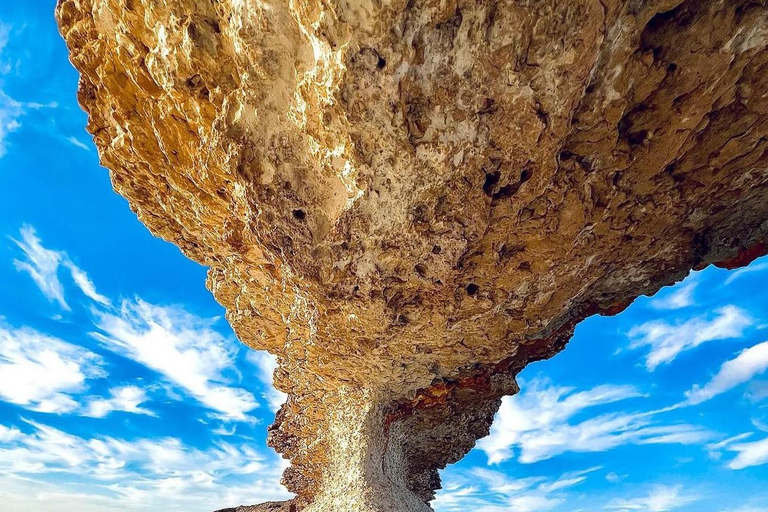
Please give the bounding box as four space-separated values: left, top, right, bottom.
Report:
57 0 768 510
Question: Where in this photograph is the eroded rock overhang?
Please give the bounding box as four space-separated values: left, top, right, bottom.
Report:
57 0 768 509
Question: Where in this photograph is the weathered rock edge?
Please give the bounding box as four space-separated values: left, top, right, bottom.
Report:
57 0 768 510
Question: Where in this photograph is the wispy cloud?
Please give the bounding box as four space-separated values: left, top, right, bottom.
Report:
685 341 768 405
0 424 22 442
604 484 699 511
605 472 627 484
725 262 768 286
434 466 596 512
66 136 90 151
83 386 155 418
706 432 754 454
90 299 259 421
628 306 752 371
0 323 105 413
11 225 70 310
0 91 57 159
0 418 291 510
0 23 9 56
0 90 23 159
727 436 768 470
477 379 711 464
11 225 111 310
650 277 697 310
246 351 287 413
9 225 259 421
64 259 111 307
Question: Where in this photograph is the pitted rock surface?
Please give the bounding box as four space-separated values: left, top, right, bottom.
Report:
57 0 768 510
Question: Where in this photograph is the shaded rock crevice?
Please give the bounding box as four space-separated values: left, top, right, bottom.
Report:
56 0 768 509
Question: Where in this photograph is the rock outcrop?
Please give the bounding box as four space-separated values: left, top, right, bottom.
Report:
56 0 768 510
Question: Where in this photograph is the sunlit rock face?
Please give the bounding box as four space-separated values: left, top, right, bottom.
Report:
57 0 768 509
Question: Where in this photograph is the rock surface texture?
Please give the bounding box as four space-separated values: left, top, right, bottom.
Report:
57 0 768 510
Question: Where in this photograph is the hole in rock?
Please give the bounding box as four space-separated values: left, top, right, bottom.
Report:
292 209 306 220
626 129 648 146
466 283 479 296
483 171 501 196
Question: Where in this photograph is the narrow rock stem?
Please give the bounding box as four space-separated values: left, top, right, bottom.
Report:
304 388 432 512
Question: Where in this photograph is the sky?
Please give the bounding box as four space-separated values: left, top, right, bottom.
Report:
1 3 767 512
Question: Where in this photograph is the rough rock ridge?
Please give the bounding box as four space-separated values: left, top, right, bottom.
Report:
56 0 768 510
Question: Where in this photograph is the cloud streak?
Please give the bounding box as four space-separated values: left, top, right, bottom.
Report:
604 484 699 511
628 306 752 371
11 225 111 310
727 436 768 470
650 278 697 311
91 299 259 421
83 386 155 418
0 323 105 413
11 225 71 310
686 341 768 405
434 466 596 512
0 418 291 510
477 379 711 465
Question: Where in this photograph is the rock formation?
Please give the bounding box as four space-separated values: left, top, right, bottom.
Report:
56 0 768 510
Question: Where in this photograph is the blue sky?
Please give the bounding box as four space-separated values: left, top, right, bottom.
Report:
1 3 767 512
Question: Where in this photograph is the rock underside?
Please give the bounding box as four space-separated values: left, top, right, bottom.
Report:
56 0 768 510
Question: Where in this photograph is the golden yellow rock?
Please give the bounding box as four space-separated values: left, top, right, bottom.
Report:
56 0 768 510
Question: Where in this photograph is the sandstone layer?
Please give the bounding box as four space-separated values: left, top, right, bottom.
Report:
57 0 768 510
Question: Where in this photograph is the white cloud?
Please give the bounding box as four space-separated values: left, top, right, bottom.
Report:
0 26 57 157
66 136 90 151
725 262 768 286
650 278 697 310
83 386 155 418
704 429 768 469
628 306 752 371
604 485 699 511
0 90 22 158
246 351 287 412
0 323 105 413
0 88 56 159
706 432 753 453
91 299 259 421
64 260 112 307
508 495 564 512
0 424 21 442
0 419 291 510
685 341 768 404
727 436 768 469
11 225 111 309
433 466 594 512
477 379 711 465
11 225 70 310
212 424 237 436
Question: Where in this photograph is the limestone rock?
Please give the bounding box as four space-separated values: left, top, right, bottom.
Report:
215 502 296 512
56 0 768 510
